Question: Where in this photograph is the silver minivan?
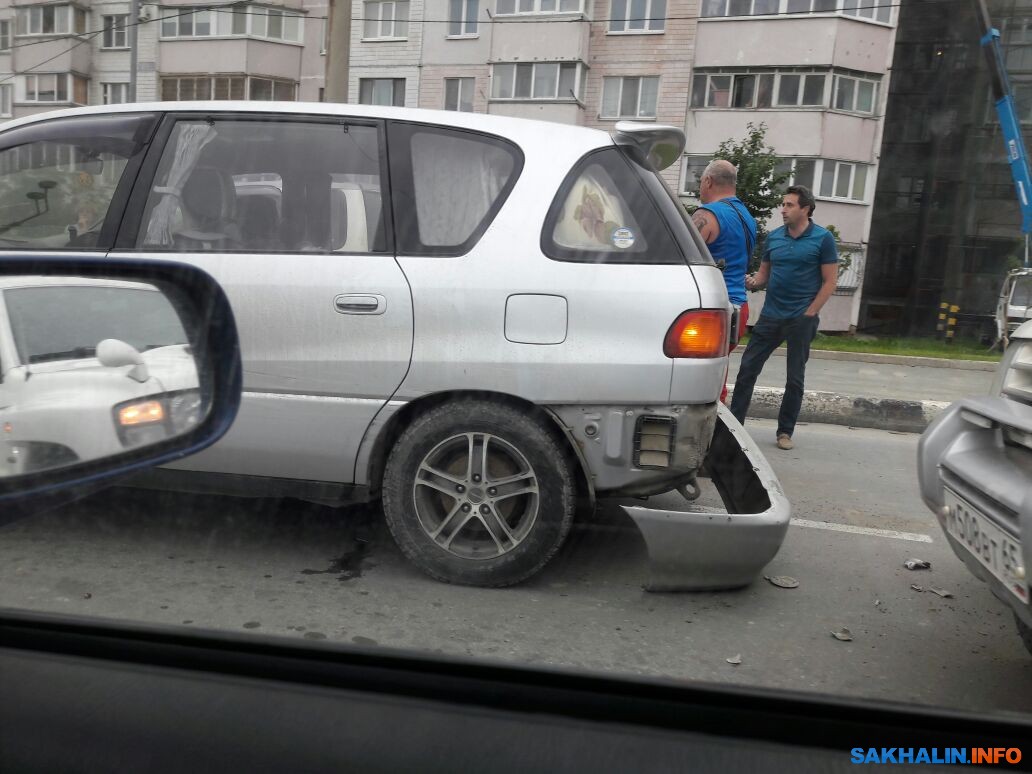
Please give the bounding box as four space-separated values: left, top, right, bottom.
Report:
0 103 740 587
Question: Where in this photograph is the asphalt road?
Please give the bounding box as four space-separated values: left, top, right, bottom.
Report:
3 418 1031 717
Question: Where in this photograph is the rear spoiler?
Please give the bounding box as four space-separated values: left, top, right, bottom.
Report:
612 122 686 172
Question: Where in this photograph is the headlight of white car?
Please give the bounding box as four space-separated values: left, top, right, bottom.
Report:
114 390 204 448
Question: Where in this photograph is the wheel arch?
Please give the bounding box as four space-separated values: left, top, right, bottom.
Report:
361 390 595 512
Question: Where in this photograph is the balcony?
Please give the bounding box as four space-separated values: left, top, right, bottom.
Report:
695 16 894 72
687 108 881 161
159 38 302 81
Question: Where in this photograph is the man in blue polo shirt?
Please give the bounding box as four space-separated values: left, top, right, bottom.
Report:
729 185 838 450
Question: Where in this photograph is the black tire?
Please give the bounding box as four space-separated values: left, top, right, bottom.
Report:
1015 614 1032 657
382 399 576 587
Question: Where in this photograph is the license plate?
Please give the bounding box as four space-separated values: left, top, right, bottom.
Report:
944 490 1028 603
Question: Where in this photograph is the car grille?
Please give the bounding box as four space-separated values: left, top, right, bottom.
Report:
634 415 675 469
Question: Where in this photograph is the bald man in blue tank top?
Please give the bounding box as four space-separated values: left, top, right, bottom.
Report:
691 159 757 405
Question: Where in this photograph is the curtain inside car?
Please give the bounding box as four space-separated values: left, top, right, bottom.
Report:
410 131 512 247
143 123 218 247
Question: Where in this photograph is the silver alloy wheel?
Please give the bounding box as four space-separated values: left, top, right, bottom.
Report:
413 432 540 560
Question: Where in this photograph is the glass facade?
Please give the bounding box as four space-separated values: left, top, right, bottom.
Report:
861 0 1032 337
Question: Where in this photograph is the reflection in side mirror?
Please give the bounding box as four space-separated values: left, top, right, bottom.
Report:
0 276 206 479
97 338 150 383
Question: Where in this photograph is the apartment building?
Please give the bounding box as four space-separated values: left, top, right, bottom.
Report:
0 0 328 123
681 0 899 330
348 0 698 188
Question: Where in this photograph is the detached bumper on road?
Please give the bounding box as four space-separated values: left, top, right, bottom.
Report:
622 405 791 591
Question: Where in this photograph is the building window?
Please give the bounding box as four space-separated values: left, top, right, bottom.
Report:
818 159 868 201
23 73 87 103
776 72 826 106
160 76 276 101
363 1 409 39
609 0 666 31
0 85 11 116
840 0 891 23
445 77 475 111
249 77 296 100
683 154 819 197
0 20 10 51
495 0 582 14
16 6 87 36
774 157 817 189
103 82 129 104
832 74 877 114
491 62 580 100
601 76 659 118
449 0 479 35
359 77 406 106
690 69 828 108
159 5 302 43
102 15 128 48
701 0 890 22
160 75 295 101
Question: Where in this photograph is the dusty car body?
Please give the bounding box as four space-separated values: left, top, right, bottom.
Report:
919 319 1032 652
0 103 788 587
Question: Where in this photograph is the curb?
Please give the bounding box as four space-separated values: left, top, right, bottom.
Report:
744 348 998 372
728 386 950 434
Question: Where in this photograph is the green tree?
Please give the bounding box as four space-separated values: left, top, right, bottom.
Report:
710 122 789 270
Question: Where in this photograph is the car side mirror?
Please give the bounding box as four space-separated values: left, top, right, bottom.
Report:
0 256 241 519
97 338 149 383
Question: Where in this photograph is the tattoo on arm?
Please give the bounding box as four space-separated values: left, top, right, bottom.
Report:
692 211 710 232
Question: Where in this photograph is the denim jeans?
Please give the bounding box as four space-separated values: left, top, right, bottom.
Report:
729 313 819 438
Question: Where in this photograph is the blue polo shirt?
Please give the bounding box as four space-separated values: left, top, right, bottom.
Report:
761 221 838 319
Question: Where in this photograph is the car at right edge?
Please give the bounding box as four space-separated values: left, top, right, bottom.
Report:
919 320 1032 653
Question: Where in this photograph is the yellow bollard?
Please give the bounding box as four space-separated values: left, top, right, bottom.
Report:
937 302 948 338
946 305 960 343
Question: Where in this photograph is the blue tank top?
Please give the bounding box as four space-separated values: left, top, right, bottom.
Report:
699 197 756 305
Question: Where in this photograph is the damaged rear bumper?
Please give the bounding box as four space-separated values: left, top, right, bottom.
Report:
621 405 791 591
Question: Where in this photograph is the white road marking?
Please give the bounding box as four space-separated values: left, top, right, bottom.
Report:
790 518 933 544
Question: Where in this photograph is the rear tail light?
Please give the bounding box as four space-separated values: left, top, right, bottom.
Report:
663 309 729 358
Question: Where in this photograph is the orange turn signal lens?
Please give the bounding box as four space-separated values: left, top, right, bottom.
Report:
119 401 165 426
663 309 729 358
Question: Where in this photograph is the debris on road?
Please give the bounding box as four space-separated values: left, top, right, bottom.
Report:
831 628 854 642
726 654 743 666
83 593 92 599
929 587 954 599
764 575 800 589
911 584 924 592
904 558 931 570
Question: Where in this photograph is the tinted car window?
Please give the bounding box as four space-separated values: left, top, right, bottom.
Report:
542 147 686 265
137 119 387 254
0 113 157 251
4 285 186 365
388 122 523 255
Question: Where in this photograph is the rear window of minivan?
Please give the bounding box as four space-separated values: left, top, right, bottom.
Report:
542 147 709 266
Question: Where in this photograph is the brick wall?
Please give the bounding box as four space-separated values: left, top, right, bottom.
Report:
349 0 424 106
418 64 488 111
583 0 697 188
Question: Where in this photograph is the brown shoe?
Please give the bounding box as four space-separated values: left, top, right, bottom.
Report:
776 434 794 451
